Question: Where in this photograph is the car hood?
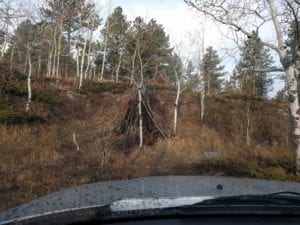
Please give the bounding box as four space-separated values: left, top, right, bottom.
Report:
1 176 300 224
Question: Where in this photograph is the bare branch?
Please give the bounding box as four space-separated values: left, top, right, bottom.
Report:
266 0 285 52
184 0 279 52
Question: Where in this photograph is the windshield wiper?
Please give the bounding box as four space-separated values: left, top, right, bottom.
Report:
189 191 300 206
166 191 300 216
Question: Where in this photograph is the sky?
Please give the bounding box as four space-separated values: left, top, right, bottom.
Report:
97 0 285 96
98 0 225 54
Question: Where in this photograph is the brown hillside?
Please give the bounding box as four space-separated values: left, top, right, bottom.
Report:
0 65 298 211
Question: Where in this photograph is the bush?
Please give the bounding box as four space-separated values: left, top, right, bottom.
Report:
0 108 45 125
0 81 27 97
80 81 131 94
146 83 176 92
32 89 58 105
196 155 296 181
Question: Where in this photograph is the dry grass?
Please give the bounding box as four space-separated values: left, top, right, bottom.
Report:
0 82 298 212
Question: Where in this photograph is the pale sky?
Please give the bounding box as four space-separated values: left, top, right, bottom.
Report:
98 0 225 54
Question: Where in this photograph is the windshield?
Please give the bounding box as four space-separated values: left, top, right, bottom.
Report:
0 0 300 214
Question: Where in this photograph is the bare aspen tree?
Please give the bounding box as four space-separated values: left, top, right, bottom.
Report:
79 3 100 88
0 0 10 59
115 49 123 83
79 32 88 89
51 26 57 77
174 68 181 135
173 60 186 135
84 9 100 80
199 30 205 121
79 4 89 89
84 30 93 79
9 43 15 64
46 42 53 77
130 47 137 84
23 48 28 73
0 22 8 58
46 25 56 77
137 38 144 148
200 72 205 121
26 52 32 112
37 53 41 78
246 101 251 146
131 18 145 148
55 19 63 78
100 1 111 82
76 45 80 77
184 0 300 174
75 16 82 79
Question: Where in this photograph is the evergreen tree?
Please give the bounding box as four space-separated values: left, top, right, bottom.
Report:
126 17 173 80
236 31 274 97
100 7 130 78
201 46 225 95
165 52 183 82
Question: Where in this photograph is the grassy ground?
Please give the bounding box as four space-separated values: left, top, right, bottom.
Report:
0 74 298 212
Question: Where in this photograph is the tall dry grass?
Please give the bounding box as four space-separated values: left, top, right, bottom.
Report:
0 85 298 213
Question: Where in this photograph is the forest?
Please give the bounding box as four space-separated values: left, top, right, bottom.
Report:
0 0 299 212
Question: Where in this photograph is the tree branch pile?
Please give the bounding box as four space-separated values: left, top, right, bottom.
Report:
116 90 168 151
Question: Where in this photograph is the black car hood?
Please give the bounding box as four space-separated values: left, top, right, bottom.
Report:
1 176 300 224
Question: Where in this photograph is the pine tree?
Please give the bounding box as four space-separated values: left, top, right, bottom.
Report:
201 46 225 95
126 17 172 81
236 31 274 97
100 7 130 79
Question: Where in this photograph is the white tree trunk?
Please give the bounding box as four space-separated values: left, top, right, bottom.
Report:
174 81 180 135
137 41 144 148
200 71 205 121
100 2 111 82
200 30 205 121
138 85 143 148
26 53 32 112
115 51 123 83
200 88 205 121
131 48 137 84
246 102 251 146
76 47 80 78
79 35 88 89
0 24 8 59
268 0 300 174
56 21 63 78
37 54 41 78
9 44 15 63
287 64 300 175
52 27 58 78
47 47 53 77
100 24 109 82
85 28 94 80
24 50 29 74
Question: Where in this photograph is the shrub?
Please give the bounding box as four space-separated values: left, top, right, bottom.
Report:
80 81 131 94
0 108 45 125
196 155 296 181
